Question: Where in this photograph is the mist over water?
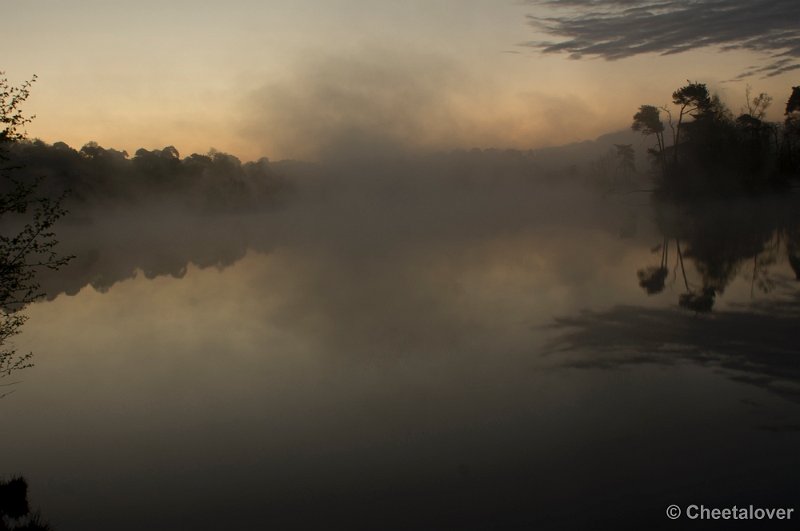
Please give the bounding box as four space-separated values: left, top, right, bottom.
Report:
2 139 800 530
4 1 800 528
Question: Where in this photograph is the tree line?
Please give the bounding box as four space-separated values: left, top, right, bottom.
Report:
3 139 286 212
632 82 800 197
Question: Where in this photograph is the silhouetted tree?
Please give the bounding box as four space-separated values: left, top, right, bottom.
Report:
0 72 71 387
783 86 800 174
614 143 635 179
670 81 712 164
592 144 638 191
786 86 800 118
635 82 799 196
631 105 666 164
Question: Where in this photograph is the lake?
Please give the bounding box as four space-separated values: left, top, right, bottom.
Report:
2 173 799 530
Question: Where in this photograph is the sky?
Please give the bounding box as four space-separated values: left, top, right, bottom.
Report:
5 0 800 161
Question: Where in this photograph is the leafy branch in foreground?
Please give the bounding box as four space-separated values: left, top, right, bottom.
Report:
1 71 71 388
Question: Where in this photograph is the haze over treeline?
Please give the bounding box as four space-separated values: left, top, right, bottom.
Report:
3 78 798 216
1 130 650 212
6 136 652 302
3 74 800 311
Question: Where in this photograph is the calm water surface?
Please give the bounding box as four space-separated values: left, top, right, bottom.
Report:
2 179 799 529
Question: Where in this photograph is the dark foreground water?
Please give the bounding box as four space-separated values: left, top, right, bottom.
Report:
2 179 799 530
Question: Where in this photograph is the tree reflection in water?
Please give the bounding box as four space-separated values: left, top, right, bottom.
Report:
552 194 800 401
636 195 800 312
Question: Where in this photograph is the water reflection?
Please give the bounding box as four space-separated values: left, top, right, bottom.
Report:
637 195 800 312
35 210 272 298
551 194 800 402
5 175 800 530
34 166 638 302
548 291 800 402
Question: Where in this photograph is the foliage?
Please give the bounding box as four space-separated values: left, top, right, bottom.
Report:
1 72 71 388
3 140 285 212
783 86 800 174
0 74 36 144
632 81 800 198
786 86 800 116
632 104 666 160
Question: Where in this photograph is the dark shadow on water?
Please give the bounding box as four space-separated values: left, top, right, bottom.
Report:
548 290 800 402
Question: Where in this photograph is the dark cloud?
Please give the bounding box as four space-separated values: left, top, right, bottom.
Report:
521 0 800 79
